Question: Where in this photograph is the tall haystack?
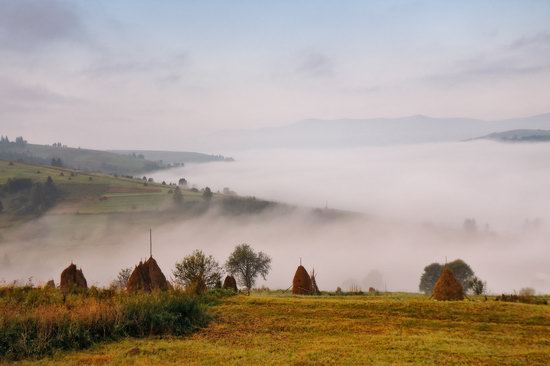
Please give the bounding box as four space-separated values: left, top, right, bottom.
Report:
127 257 169 292
60 263 87 292
292 265 312 295
432 266 464 301
310 269 321 295
222 275 238 292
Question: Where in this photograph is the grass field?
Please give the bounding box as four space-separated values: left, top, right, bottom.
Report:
19 293 550 365
0 160 208 223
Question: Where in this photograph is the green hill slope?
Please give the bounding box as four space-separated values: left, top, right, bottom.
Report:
0 138 162 174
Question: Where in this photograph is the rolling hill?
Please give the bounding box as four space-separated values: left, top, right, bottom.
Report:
198 113 550 150
473 129 550 142
110 150 234 164
0 139 162 175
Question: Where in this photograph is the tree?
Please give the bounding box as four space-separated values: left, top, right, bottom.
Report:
419 259 475 294
0 199 3 213
173 250 223 292
202 187 213 200
468 276 486 295
112 267 132 289
173 186 183 206
178 178 188 186
225 244 271 295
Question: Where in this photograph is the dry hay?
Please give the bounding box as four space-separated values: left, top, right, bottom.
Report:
222 275 238 292
127 256 169 292
310 269 321 295
60 263 88 292
292 265 312 295
432 266 464 301
45 280 56 289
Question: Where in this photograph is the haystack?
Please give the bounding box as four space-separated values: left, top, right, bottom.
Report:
127 256 169 292
60 263 87 292
45 279 56 288
310 269 321 295
292 265 312 295
222 275 238 292
432 266 464 301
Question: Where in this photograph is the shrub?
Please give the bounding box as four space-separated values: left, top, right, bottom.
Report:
0 287 210 360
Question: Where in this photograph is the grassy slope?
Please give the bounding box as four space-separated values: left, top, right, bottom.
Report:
110 150 231 164
0 144 162 174
22 293 550 365
0 160 204 227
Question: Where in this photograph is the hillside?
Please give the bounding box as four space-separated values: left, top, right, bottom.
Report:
26 293 550 365
0 138 162 175
473 129 550 142
197 113 550 150
110 150 234 164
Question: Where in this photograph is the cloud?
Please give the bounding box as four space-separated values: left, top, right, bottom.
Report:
0 78 78 115
509 31 550 50
295 51 334 78
83 52 189 79
423 32 550 87
0 0 85 52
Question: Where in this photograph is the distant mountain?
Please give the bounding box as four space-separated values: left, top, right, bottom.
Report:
473 129 550 142
200 113 550 150
110 150 234 164
0 138 162 175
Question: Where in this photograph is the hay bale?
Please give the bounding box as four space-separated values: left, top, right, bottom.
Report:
45 279 56 288
310 269 321 295
60 263 88 292
146 257 169 290
432 266 464 301
292 265 312 295
127 257 169 292
222 275 238 292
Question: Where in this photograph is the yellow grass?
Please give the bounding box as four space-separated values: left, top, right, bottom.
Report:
20 293 550 365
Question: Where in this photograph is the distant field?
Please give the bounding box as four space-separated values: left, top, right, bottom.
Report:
0 143 162 175
24 293 550 365
0 160 205 222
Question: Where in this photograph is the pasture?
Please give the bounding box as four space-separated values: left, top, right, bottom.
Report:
18 293 550 365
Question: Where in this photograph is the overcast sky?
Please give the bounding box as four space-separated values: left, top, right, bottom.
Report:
1 0 550 150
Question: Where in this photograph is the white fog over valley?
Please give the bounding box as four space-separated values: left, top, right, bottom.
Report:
2 140 548 294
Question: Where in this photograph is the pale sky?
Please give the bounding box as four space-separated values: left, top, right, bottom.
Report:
1 0 550 150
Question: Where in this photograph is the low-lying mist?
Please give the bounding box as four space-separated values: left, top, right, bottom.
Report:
1 141 549 294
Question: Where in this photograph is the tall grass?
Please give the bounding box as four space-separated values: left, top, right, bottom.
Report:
0 286 210 360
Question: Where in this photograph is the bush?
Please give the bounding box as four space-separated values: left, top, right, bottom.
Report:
0 287 210 360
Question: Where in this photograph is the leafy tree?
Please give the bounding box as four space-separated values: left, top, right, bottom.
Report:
51 158 63 167
178 178 188 186
419 259 476 294
28 177 58 213
202 187 213 200
173 250 223 292
225 244 271 295
112 267 132 289
173 186 184 206
468 276 486 295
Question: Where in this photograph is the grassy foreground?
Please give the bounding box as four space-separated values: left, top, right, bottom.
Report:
19 293 550 365
0 287 210 361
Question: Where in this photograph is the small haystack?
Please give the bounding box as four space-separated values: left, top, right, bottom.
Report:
127 257 169 292
222 275 238 292
292 265 312 295
310 269 321 295
60 263 87 292
45 280 56 288
432 266 464 301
